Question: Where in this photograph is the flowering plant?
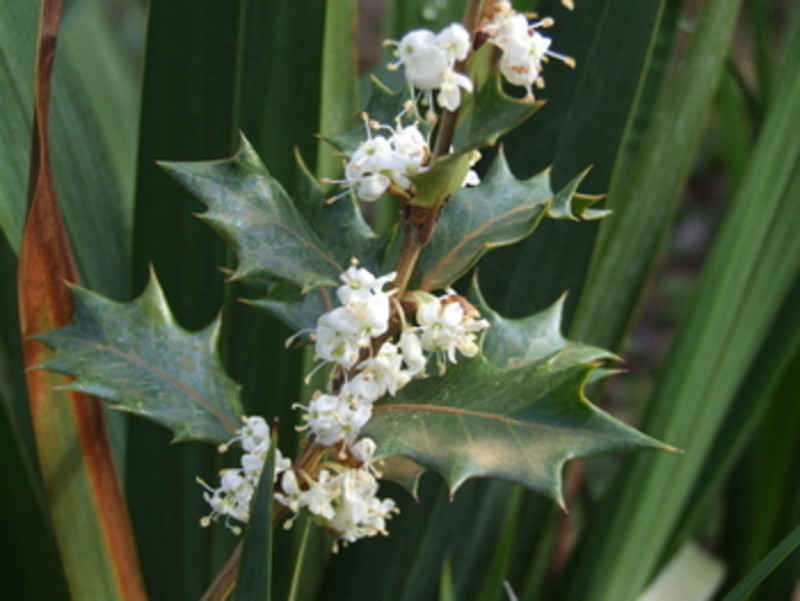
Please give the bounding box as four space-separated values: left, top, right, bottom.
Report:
10 0 799 598
36 3 670 592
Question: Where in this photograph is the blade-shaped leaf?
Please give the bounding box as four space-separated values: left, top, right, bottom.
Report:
160 136 344 292
236 436 276 601
18 1 146 598
37 274 244 443
364 354 667 504
418 151 602 290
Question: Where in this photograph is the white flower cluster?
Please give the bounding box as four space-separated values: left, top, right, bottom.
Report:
337 117 430 203
300 262 489 448
197 416 291 534
275 439 398 550
198 262 490 547
481 2 575 100
333 113 481 203
387 23 473 113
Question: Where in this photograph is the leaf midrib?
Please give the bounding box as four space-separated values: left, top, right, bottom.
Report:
69 338 239 433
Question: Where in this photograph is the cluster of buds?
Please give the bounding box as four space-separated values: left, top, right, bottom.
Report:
198 261 489 547
298 261 490 451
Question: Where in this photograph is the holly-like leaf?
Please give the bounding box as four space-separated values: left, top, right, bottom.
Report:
417 151 548 290
376 455 428 500
160 136 343 292
36 273 245 443
293 149 385 270
362 294 672 503
471 281 617 371
238 153 392 333
417 153 608 291
363 355 668 505
453 71 545 153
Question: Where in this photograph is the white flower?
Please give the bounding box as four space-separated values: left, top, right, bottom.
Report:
302 470 338 520
333 119 433 202
344 135 396 202
481 3 574 100
349 437 378 466
325 468 398 547
343 342 410 401
274 469 304 513
436 23 471 62
437 69 474 112
387 24 474 112
414 291 490 366
345 293 392 342
338 264 396 304
238 415 269 452
301 392 373 447
199 416 293 533
392 29 450 90
399 328 427 376
314 309 362 368
197 469 254 532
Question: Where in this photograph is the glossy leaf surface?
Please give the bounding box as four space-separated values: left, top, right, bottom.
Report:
37 274 244 443
364 297 668 504
418 152 603 290
161 137 344 293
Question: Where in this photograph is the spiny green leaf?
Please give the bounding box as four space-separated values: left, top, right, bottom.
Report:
364 354 667 504
418 151 602 290
364 295 668 502
472 282 617 370
293 150 384 270
376 455 428 500
242 153 389 333
160 135 344 292
453 70 545 153
36 273 244 443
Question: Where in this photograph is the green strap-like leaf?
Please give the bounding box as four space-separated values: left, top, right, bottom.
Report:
418 152 603 290
365 355 667 504
36 274 244 443
236 439 275 601
161 136 344 292
719 523 800 601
